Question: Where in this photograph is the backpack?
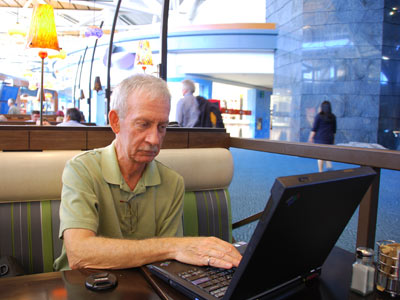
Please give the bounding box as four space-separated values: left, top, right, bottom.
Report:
194 96 225 128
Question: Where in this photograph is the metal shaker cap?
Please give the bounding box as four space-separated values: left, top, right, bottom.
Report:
356 247 374 258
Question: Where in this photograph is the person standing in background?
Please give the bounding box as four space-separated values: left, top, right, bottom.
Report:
176 79 199 127
308 100 337 172
7 99 20 114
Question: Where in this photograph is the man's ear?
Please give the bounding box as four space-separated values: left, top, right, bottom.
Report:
109 110 120 134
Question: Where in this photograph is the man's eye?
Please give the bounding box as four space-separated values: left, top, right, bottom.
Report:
158 124 167 131
136 122 149 128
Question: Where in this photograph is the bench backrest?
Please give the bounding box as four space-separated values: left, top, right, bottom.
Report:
0 148 233 274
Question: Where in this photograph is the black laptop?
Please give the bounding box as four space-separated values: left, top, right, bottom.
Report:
147 167 376 300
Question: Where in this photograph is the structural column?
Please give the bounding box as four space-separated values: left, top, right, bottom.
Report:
266 0 400 148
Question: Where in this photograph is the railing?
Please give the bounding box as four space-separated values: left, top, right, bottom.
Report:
1 125 397 249
229 137 400 249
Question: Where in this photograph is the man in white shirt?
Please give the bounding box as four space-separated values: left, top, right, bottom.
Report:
57 108 85 126
176 79 200 127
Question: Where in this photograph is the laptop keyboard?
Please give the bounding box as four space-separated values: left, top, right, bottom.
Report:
178 267 236 298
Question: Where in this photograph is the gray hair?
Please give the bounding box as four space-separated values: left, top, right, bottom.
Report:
182 79 195 94
110 74 171 119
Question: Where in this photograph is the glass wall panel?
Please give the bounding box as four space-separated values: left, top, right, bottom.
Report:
230 148 400 252
165 0 272 136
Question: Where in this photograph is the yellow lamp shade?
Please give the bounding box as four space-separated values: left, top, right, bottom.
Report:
8 23 26 37
26 4 60 52
28 82 38 90
135 40 153 68
48 49 67 59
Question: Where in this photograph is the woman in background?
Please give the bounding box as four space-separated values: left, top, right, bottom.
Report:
308 100 337 172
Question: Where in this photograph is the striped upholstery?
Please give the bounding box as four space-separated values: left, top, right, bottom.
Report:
0 190 232 275
0 200 62 274
183 189 232 243
0 148 234 274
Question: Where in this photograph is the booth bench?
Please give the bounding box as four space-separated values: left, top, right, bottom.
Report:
0 147 234 274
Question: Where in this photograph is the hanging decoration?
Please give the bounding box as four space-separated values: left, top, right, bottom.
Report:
8 24 26 37
84 25 103 39
134 40 153 73
93 76 102 92
84 0 103 39
8 8 26 37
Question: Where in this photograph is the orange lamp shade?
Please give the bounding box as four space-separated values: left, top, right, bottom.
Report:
135 40 153 68
26 4 60 52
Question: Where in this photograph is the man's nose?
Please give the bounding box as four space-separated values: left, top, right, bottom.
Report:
145 126 161 145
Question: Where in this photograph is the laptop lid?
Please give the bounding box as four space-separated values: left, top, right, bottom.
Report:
224 166 376 300
147 167 376 300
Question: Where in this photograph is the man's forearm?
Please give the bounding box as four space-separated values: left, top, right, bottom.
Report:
72 237 175 269
65 229 177 269
64 229 241 270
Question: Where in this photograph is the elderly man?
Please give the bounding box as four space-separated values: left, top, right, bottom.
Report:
54 74 241 271
7 98 20 114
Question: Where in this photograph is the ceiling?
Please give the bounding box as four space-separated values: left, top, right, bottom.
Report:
0 0 201 29
202 73 274 91
0 0 274 90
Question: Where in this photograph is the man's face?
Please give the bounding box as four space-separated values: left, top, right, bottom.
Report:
114 90 170 165
32 113 40 121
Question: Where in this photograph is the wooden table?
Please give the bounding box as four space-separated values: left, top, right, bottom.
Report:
0 247 396 300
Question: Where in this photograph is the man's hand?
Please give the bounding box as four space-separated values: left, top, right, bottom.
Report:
172 236 242 269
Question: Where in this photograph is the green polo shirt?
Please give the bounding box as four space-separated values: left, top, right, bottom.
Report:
53 141 184 271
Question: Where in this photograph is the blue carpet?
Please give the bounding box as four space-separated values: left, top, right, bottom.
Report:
229 148 400 253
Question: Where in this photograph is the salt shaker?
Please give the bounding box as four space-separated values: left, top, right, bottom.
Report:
350 247 375 295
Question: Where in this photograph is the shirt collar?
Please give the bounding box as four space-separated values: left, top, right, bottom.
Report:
101 141 161 191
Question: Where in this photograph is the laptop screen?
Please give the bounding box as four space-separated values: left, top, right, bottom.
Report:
225 167 376 300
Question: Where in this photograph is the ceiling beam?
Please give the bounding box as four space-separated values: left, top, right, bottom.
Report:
68 0 160 15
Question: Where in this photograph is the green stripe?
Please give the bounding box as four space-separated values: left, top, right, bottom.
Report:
202 192 210 235
27 202 33 273
11 204 15 256
183 192 199 237
225 189 233 242
41 201 54 272
214 190 223 239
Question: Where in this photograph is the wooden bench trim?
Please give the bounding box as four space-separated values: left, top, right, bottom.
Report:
0 126 228 150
